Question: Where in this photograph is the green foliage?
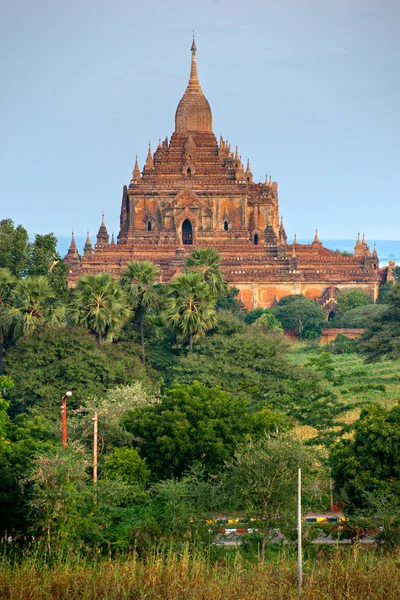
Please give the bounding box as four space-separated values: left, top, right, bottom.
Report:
123 381 285 479
29 233 69 301
208 310 245 336
224 434 315 556
0 406 57 534
70 273 131 343
325 333 357 355
73 383 158 455
336 289 373 314
377 281 395 304
359 285 400 361
104 447 151 487
4 327 154 412
120 261 163 362
332 304 386 329
173 327 318 414
244 307 267 325
215 286 242 315
272 295 326 338
330 403 400 509
253 311 283 334
164 271 217 352
393 267 400 282
185 247 227 300
0 276 66 339
0 219 31 278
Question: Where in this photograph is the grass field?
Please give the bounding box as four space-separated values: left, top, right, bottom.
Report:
1 548 400 599
290 343 400 413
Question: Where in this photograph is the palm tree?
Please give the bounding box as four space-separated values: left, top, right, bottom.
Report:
0 275 66 344
185 247 228 299
164 271 217 352
120 261 163 363
70 273 130 344
0 268 16 374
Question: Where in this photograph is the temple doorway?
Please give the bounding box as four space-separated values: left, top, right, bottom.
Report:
182 219 193 245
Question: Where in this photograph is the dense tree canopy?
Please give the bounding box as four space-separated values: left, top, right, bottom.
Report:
272 295 326 338
4 327 155 412
332 304 387 329
336 289 373 314
123 381 286 479
359 285 400 361
331 403 400 508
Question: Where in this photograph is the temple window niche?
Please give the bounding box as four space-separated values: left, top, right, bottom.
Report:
254 233 259 245
147 221 152 231
224 221 229 231
182 219 193 245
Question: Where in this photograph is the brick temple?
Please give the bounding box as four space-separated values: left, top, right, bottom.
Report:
65 40 388 312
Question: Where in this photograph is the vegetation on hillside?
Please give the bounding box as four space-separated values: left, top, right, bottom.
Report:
1 219 400 595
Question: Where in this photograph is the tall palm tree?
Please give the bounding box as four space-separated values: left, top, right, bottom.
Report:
164 271 217 352
185 247 228 299
0 268 16 374
120 260 163 364
70 273 130 344
0 275 66 343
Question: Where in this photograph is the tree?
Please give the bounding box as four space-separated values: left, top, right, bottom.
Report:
336 289 372 314
332 304 386 329
253 311 283 334
29 233 69 301
123 381 285 479
0 275 66 339
4 327 155 412
244 307 268 325
359 285 400 361
272 295 326 338
330 404 400 509
0 381 58 534
185 247 227 300
0 268 16 374
70 273 130 344
104 447 151 487
173 327 318 412
0 219 31 278
225 434 314 561
164 271 217 352
120 261 163 363
215 286 243 316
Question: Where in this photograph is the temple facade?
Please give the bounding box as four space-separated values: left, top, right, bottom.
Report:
65 40 386 311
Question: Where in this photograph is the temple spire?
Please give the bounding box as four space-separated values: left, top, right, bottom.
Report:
84 231 93 255
188 34 200 89
96 213 110 247
131 155 141 183
69 231 77 252
313 228 320 244
145 144 154 170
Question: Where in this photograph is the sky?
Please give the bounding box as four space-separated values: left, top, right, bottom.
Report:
1 0 399 247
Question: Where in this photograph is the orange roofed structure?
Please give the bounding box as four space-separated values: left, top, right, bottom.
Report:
65 40 389 312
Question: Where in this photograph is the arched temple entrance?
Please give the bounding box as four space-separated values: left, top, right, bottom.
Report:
182 219 193 245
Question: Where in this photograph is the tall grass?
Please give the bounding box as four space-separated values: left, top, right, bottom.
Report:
0 547 400 599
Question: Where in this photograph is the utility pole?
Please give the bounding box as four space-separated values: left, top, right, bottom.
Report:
93 412 98 483
61 391 72 449
298 467 303 594
329 467 334 509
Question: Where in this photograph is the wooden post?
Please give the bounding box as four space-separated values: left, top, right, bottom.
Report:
329 467 334 509
298 467 302 594
93 412 98 484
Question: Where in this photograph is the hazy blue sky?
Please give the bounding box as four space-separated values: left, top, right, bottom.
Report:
1 0 399 245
